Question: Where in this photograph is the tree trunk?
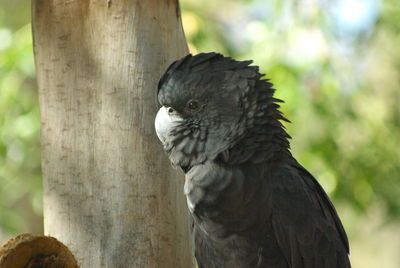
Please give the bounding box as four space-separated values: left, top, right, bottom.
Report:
32 0 194 267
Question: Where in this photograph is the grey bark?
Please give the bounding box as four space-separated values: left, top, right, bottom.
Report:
32 0 194 267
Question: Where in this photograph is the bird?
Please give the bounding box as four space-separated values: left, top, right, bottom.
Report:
154 52 351 268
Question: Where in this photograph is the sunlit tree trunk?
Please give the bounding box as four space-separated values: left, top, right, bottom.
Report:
32 0 194 267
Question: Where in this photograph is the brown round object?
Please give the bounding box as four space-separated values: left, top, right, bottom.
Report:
0 233 79 268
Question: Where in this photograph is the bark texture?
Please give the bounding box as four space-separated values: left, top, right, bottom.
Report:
32 0 193 267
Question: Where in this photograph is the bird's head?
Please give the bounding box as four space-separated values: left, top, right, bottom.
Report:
155 53 283 170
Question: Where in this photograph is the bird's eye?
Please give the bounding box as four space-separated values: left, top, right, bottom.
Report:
167 107 175 114
187 100 199 110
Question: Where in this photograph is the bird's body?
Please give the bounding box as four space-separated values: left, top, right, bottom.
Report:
155 53 351 268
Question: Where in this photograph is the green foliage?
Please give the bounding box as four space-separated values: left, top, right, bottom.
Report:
0 2 42 238
181 0 400 220
179 3 400 265
0 2 399 266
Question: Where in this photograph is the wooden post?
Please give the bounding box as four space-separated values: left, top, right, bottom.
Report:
32 0 194 267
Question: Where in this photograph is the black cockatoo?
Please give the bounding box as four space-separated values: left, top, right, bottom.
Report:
155 53 351 268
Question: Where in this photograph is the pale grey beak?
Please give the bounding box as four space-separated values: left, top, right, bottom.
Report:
154 106 183 144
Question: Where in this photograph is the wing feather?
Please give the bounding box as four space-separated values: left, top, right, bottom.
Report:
270 164 351 268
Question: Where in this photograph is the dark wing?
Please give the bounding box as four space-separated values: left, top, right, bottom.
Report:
270 163 351 268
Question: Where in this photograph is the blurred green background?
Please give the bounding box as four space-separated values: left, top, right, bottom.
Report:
0 0 399 267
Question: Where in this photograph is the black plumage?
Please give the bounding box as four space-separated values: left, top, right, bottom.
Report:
155 52 351 268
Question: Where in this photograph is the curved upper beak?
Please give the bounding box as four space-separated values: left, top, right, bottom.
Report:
154 106 183 144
